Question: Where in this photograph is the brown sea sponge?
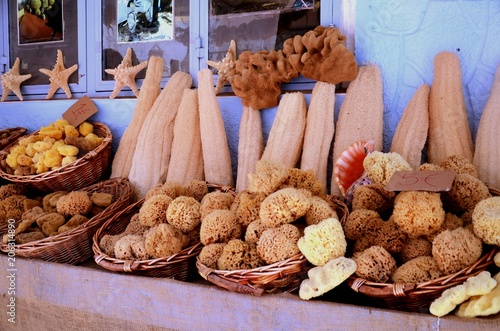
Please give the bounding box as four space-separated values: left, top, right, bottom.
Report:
391 256 442 283
231 49 298 109
138 194 172 227
257 223 301 264
36 212 66 236
439 155 478 177
162 181 187 199
185 180 209 202
441 173 491 214
259 187 311 227
0 183 27 200
244 220 271 245
230 191 266 228
432 227 483 275
247 160 289 196
199 210 242 245
42 191 67 213
58 214 89 233
351 183 396 214
283 26 357 84
200 191 235 220
352 245 397 283
144 223 189 258
343 209 384 241
472 196 500 245
199 243 226 269
398 237 433 263
90 192 113 207
123 214 149 235
144 184 166 201
0 195 27 222
114 234 147 260
99 233 126 257
56 191 92 217
166 196 201 233
304 195 338 226
371 217 407 254
15 230 45 244
417 163 444 172
425 212 464 243
363 151 413 186
392 191 445 238
279 168 324 196
217 239 262 270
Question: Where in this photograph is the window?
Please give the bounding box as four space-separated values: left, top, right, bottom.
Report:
0 0 344 100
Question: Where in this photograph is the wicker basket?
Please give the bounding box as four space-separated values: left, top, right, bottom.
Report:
0 177 133 264
91 183 236 279
0 127 27 150
0 122 112 192
347 187 500 313
196 196 349 296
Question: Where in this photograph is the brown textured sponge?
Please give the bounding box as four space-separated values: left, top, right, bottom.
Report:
259 187 311 227
391 256 442 283
472 196 500 245
257 223 301 264
352 245 397 283
199 210 242 245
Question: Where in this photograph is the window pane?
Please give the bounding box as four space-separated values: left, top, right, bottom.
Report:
208 0 319 62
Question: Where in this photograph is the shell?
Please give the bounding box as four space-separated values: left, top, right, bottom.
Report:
333 140 375 195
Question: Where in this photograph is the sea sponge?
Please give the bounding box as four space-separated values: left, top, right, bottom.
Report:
199 210 242 245
298 218 347 266
36 212 66 236
425 212 463 243
342 209 384 241
138 194 172 227
217 239 262 270
398 237 433 263
456 272 500 318
371 217 407 254
432 227 483 275
56 191 92 217
184 180 208 202
363 151 413 186
230 190 266 228
57 144 79 157
279 168 325 196
299 256 357 300
304 195 338 226
199 243 226 269
231 49 298 109
144 184 166 201
78 121 94 137
259 187 311 228
58 214 89 233
417 163 444 172
282 26 358 84
439 155 478 177
0 183 26 200
244 220 271 245
166 196 201 233
391 256 442 283
90 192 113 208
441 173 491 214
0 195 27 223
247 160 289 196
15 231 46 244
392 191 445 238
351 183 396 214
123 214 149 236
99 233 126 257
200 190 235 220
144 223 189 258
352 246 397 283
256 223 301 264
162 181 187 199
471 196 500 245
114 234 145 260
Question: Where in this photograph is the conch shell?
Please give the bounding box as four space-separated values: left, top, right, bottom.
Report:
333 140 375 196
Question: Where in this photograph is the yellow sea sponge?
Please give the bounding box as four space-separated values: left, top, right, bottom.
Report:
78 121 94 137
64 124 80 138
363 151 413 186
57 144 79 157
53 118 70 132
39 125 63 139
43 149 62 168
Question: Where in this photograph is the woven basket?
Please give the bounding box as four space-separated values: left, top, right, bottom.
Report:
347 187 500 313
91 183 236 279
196 196 349 296
0 177 133 264
0 127 27 150
0 122 112 192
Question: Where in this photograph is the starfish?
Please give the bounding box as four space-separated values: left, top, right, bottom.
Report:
1 57 31 102
206 39 237 94
104 48 148 99
39 49 78 99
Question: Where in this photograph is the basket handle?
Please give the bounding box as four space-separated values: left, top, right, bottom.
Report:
204 272 265 296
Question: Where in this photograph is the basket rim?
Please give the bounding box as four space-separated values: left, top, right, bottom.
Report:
0 177 132 252
0 121 112 183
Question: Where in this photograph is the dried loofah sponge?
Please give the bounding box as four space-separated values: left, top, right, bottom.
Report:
259 187 311 227
298 218 347 266
363 151 413 186
432 227 483 275
256 223 301 264
472 196 500 245
299 256 357 300
392 191 445 238
391 256 442 283
199 210 242 245
352 245 397 283
199 243 226 269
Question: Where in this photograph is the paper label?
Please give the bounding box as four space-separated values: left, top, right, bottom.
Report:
62 95 98 127
384 171 456 192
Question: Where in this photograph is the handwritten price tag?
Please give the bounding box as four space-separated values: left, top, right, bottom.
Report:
384 171 456 192
62 95 98 127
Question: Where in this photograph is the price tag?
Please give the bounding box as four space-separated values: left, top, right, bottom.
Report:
62 95 98 127
384 170 456 192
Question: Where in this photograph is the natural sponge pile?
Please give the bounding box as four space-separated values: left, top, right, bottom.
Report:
471 196 500 245
297 218 347 266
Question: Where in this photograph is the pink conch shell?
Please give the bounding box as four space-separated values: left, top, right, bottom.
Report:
333 140 375 195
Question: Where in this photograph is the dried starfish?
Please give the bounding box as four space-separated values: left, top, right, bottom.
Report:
206 39 236 94
39 49 78 99
105 48 148 99
1 57 31 102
